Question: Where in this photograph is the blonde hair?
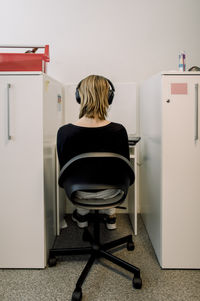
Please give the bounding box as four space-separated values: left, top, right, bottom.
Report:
78 75 110 120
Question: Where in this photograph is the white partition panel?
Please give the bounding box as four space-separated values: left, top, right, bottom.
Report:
108 83 137 137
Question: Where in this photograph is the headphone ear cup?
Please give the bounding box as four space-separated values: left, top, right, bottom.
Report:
75 88 81 104
108 89 114 105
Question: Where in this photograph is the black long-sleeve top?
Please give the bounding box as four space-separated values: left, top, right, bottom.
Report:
57 122 130 169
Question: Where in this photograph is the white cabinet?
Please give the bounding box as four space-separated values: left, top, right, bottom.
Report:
0 72 64 268
140 72 200 268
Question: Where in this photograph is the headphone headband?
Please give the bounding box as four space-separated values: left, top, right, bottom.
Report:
75 76 115 105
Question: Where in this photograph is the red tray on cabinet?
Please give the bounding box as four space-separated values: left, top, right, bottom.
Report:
0 45 50 72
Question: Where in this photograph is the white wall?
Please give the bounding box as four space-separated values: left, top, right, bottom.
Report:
1 0 200 84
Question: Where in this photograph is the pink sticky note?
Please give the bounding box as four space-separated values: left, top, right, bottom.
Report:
171 83 188 95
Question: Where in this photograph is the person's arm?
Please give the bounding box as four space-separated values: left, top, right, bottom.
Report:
57 127 64 168
118 126 130 161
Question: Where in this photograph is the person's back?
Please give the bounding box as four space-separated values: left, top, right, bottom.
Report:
57 75 130 230
57 122 129 169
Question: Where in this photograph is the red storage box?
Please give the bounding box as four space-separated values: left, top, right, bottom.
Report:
0 45 50 72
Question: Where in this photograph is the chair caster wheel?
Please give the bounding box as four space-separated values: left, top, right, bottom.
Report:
133 277 142 289
48 256 57 267
127 241 135 251
72 288 82 301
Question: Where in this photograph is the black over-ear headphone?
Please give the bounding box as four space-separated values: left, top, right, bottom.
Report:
75 76 115 105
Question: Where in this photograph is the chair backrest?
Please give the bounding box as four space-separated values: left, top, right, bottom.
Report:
59 152 135 209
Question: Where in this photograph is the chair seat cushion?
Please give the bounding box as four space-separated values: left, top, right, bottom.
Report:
72 190 125 209
75 189 122 200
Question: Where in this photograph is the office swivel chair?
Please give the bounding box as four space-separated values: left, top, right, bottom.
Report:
48 152 142 301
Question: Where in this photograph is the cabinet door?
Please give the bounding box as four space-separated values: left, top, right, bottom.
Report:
162 75 200 268
0 75 45 268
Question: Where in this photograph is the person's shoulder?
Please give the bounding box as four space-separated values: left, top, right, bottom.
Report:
59 123 76 130
57 123 74 135
109 122 127 132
